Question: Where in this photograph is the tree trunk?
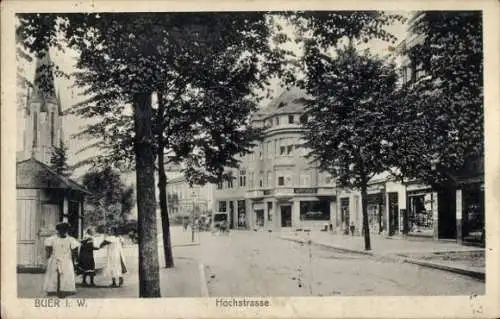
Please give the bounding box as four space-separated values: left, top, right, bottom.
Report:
361 183 372 251
132 92 161 297
157 91 174 268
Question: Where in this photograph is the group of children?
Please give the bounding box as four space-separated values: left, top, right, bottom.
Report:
43 222 127 298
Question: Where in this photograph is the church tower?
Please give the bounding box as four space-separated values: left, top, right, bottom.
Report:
21 51 64 165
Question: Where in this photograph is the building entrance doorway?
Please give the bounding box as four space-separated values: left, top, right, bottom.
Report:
255 210 264 227
280 205 292 227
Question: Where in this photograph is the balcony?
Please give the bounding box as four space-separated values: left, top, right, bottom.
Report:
246 189 265 200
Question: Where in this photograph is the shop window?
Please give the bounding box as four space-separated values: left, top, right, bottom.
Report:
408 194 433 233
299 200 330 221
218 201 227 212
237 200 246 227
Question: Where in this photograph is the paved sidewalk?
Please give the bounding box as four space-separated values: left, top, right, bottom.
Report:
280 231 485 280
18 226 206 298
17 245 203 298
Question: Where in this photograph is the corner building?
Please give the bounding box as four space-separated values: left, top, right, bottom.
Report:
213 88 337 231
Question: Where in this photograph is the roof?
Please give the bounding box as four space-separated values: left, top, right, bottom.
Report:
16 158 92 194
255 87 311 118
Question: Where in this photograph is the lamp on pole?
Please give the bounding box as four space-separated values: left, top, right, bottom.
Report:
191 188 199 243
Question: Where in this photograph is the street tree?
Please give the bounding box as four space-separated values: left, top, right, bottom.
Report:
389 11 483 186
300 44 399 251
66 13 285 269
16 12 289 295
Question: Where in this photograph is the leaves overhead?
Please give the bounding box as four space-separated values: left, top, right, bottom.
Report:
390 11 483 185
301 45 399 189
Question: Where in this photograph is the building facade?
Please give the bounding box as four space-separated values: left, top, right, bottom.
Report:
213 88 337 231
165 173 215 221
212 86 484 245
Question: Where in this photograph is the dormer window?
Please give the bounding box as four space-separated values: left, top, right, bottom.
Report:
288 115 294 124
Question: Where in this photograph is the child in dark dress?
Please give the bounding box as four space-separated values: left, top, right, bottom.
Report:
77 228 100 286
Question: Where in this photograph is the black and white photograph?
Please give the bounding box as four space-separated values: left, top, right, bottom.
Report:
2 1 499 318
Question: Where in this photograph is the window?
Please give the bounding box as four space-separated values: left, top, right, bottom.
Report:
227 178 233 188
288 115 294 124
287 145 293 155
239 170 246 187
300 114 308 125
274 139 277 156
50 112 55 146
259 173 264 187
33 112 38 147
217 181 223 189
259 150 262 160
275 117 280 125
299 200 330 221
267 141 272 159
267 202 273 221
278 176 285 186
280 146 286 155
218 201 227 212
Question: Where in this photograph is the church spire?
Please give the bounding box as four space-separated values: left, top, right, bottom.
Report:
32 50 56 104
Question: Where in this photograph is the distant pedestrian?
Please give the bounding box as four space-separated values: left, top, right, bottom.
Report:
100 227 127 287
220 220 229 235
77 228 100 286
350 222 355 236
43 222 80 298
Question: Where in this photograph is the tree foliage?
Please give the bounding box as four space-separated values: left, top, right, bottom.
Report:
391 11 483 185
50 140 71 177
81 166 135 228
301 45 398 189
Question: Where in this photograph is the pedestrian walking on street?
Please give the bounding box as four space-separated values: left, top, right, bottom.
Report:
43 222 80 298
77 228 100 286
100 227 127 287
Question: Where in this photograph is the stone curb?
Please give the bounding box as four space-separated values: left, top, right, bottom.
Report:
172 242 200 247
402 258 485 281
280 236 485 281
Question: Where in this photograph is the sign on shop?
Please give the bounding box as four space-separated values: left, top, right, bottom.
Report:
294 188 317 194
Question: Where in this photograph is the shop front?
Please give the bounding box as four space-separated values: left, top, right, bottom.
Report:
366 193 386 234
407 189 435 237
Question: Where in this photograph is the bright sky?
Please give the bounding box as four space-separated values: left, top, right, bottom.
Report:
16 11 412 182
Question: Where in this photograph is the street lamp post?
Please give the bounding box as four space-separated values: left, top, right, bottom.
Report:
191 188 199 243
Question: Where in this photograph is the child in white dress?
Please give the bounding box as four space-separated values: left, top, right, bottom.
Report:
43 222 80 297
100 227 127 287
